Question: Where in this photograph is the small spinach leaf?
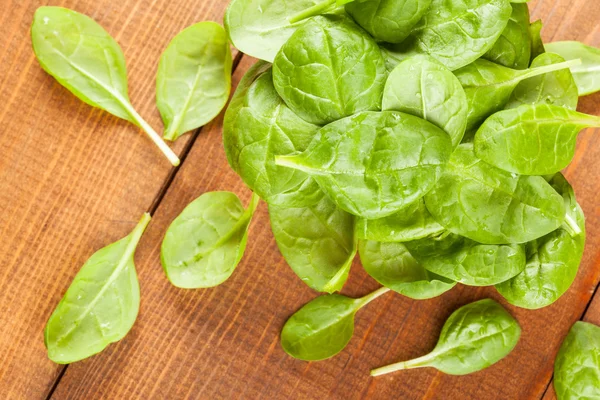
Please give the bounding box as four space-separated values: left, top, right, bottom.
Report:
269 190 356 293
554 321 600 400
359 240 455 300
496 174 585 309
281 287 390 361
383 56 468 147
157 22 232 141
405 232 526 286
275 111 453 219
31 7 179 166
546 41 600 96
474 104 600 175
455 58 579 132
424 143 565 244
273 15 386 125
44 213 151 364
355 199 444 243
505 53 579 110
529 20 545 61
371 299 521 376
345 0 432 44
161 192 259 288
483 3 531 70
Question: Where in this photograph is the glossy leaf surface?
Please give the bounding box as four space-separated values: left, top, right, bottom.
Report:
483 3 531 69
546 41 600 96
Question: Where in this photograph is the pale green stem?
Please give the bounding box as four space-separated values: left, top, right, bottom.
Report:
521 59 582 81
126 106 180 167
358 286 391 308
563 213 582 237
370 352 435 377
288 0 337 24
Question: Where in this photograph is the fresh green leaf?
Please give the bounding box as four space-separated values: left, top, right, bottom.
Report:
424 143 566 244
31 6 179 166
382 56 468 147
371 299 521 376
157 22 232 141
223 64 320 205
554 321 600 400
272 15 386 125
161 192 258 288
483 3 531 70
546 41 600 96
281 287 390 361
44 213 151 364
496 174 585 309
529 20 545 61
355 199 444 243
455 58 580 132
345 0 432 43
359 240 455 299
505 53 579 110
269 189 356 293
474 104 600 175
275 111 453 219
405 232 526 286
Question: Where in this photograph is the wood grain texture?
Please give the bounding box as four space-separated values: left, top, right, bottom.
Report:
0 0 232 398
3 0 600 399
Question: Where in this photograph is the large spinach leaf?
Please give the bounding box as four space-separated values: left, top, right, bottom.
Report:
161 192 259 288
355 199 444 243
223 65 320 205
482 3 531 70
281 287 390 361
31 7 179 166
359 240 455 299
157 22 232 141
474 104 600 175
44 214 150 364
273 15 386 125
505 53 578 110
424 143 565 244
275 111 453 219
554 321 600 400
345 0 432 43
455 58 579 132
383 56 467 147
269 190 356 293
546 41 600 96
371 299 521 376
496 174 585 309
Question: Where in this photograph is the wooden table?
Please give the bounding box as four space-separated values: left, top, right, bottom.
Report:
2 0 600 398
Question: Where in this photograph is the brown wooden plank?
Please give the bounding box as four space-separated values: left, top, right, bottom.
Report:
0 0 232 398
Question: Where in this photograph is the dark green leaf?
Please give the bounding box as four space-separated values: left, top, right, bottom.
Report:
529 20 545 61
483 3 531 70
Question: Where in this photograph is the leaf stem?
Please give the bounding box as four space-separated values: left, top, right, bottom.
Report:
522 58 583 81
563 213 582 237
370 353 434 377
358 286 391 308
288 0 337 24
126 106 181 166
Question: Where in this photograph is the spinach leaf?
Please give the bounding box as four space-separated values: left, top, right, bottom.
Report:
546 41 600 96
161 192 259 288
554 321 600 400
505 53 579 110
405 232 526 286
31 7 180 166
359 240 455 299
454 58 579 132
44 213 150 364
482 3 531 70
529 20 545 61
382 56 468 147
496 174 585 309
281 287 390 360
424 143 566 244
474 104 600 175
345 0 432 44
400 0 513 71
223 64 320 205
157 22 232 141
355 199 444 243
275 111 453 219
371 299 521 376
224 0 323 62
269 190 356 293
272 15 386 125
